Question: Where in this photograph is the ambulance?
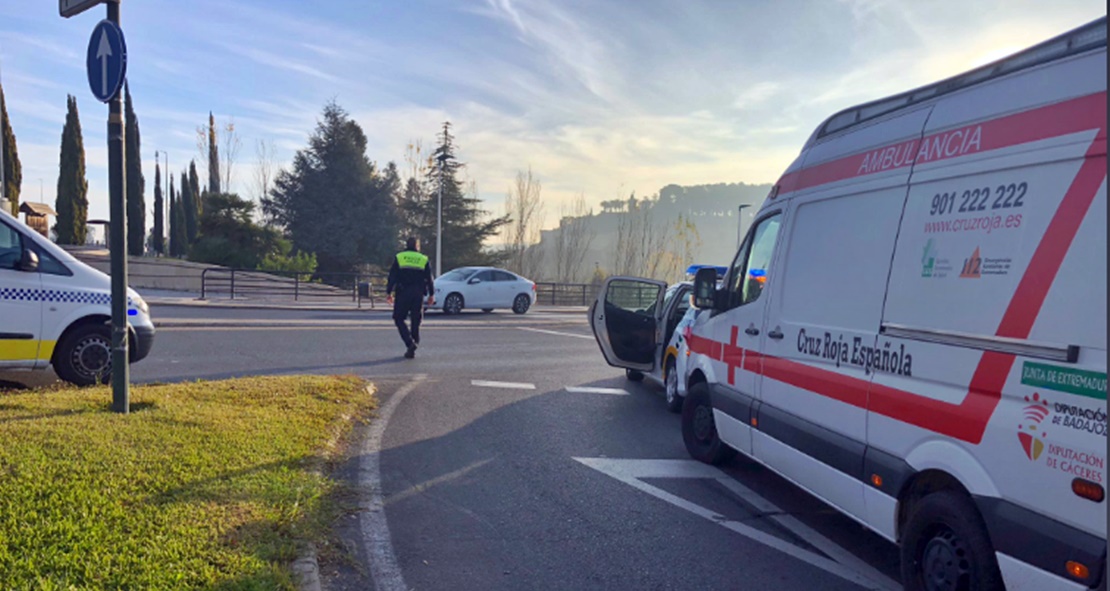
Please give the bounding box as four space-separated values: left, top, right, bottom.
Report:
591 17 1107 591
0 208 155 386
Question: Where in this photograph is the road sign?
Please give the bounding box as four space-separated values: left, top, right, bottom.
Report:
86 20 126 103
59 0 102 18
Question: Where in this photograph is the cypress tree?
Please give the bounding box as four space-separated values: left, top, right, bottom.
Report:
124 84 145 255
0 82 21 215
189 160 202 220
181 170 197 245
207 112 220 194
55 95 88 245
170 176 187 256
153 161 164 255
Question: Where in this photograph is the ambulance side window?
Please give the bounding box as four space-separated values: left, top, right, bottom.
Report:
726 213 781 310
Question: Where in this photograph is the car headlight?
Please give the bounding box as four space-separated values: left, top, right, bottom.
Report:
134 296 149 315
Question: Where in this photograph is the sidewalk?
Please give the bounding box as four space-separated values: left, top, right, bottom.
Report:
139 289 589 314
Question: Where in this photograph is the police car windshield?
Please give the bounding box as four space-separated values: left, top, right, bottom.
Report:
441 268 477 282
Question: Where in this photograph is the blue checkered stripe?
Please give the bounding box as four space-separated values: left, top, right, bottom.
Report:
0 287 130 306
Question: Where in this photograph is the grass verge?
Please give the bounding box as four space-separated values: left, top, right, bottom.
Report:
0 375 375 590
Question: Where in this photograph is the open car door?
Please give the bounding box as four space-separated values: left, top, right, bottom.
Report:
589 277 667 372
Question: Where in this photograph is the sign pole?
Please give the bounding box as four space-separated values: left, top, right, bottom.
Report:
106 0 128 413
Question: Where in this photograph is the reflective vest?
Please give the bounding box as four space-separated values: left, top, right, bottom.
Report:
396 250 429 269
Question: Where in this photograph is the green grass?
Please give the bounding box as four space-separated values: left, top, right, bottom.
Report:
0 375 375 590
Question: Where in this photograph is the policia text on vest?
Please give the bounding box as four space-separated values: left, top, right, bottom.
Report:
386 238 435 359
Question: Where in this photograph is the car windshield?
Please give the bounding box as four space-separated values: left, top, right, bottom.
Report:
439 268 476 282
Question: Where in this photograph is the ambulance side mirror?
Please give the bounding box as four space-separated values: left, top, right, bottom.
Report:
692 267 719 310
19 248 39 273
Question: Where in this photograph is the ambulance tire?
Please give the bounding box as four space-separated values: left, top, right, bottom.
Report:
682 382 736 465
900 490 1004 591
55 323 113 387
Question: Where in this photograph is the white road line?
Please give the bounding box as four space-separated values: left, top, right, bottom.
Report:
565 386 630 396
516 326 594 340
714 478 900 591
471 380 537 390
360 375 426 591
574 457 898 591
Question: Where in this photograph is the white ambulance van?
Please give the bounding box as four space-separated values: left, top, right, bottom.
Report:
591 17 1107 591
0 208 154 386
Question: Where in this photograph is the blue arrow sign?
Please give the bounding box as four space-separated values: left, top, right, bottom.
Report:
86 20 126 103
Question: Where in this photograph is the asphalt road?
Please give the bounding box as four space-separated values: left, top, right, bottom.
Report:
1 304 902 590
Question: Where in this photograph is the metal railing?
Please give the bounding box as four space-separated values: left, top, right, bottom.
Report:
200 268 601 308
533 282 598 307
200 268 389 307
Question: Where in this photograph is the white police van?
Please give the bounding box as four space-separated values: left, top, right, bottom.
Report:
592 17 1106 591
0 208 154 386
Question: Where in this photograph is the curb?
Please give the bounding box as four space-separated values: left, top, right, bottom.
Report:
292 543 322 591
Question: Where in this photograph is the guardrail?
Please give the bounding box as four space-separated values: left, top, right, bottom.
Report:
200 268 602 308
533 282 598 306
200 268 389 307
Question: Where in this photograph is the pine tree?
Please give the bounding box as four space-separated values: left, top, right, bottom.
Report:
207 112 220 194
263 101 399 275
397 121 508 270
124 85 146 256
181 170 197 245
0 82 21 215
152 162 164 255
55 95 88 245
189 159 202 222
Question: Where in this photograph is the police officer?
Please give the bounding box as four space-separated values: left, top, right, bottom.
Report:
386 237 435 358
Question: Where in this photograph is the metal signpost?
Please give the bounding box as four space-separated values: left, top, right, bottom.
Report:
64 0 130 413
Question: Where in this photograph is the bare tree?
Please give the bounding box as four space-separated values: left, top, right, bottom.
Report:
553 192 595 283
612 195 675 280
504 167 545 278
252 139 277 212
222 119 242 193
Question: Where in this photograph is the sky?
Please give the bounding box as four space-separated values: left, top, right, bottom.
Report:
0 0 1105 240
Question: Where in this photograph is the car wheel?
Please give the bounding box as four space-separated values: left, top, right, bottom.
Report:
482 308 494 313
682 382 736 465
55 323 113 387
444 293 464 315
512 294 531 314
665 358 683 413
625 369 644 382
901 490 1004 591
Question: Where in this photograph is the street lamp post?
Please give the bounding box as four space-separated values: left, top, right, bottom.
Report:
435 151 448 278
737 204 751 247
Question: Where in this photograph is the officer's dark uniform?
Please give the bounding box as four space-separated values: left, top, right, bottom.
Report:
386 248 434 357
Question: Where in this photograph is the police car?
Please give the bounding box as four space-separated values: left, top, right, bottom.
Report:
590 265 725 412
0 208 155 386
591 18 1107 591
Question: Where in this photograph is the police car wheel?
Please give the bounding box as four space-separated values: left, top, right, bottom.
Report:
56 324 112 387
512 294 531 314
664 358 683 413
625 369 644 382
444 293 464 315
901 490 1003 591
682 382 736 465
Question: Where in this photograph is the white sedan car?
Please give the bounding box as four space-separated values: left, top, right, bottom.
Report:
429 267 537 315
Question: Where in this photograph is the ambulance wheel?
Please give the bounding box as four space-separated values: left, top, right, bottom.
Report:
664 358 683 413
55 324 113 387
625 369 644 382
682 382 736 465
901 490 1004 591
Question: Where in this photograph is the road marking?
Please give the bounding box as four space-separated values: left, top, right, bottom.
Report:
360 376 426 591
471 380 536 390
385 457 494 507
516 326 594 340
565 386 629 395
574 457 899 591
